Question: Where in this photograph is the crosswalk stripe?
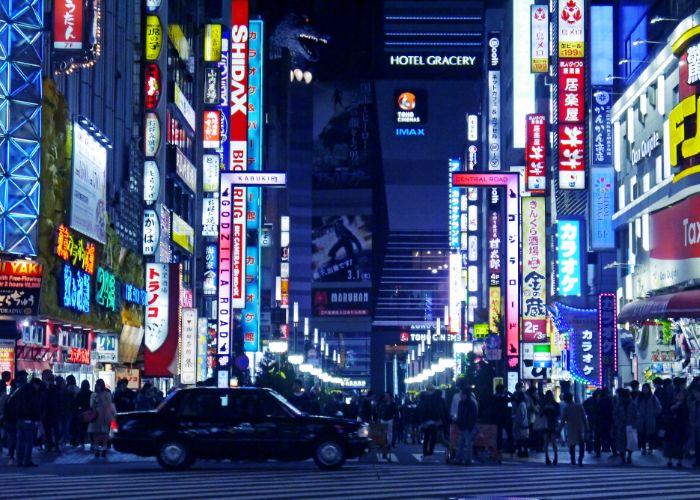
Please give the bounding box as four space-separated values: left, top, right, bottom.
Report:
4 463 700 500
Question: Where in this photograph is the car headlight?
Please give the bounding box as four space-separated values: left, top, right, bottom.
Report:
357 425 369 438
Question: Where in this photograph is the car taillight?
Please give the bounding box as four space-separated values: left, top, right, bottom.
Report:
110 418 119 431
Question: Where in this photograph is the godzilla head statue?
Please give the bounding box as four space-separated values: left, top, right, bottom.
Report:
270 13 329 70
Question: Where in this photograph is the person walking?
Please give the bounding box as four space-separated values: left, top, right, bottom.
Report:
637 382 661 455
75 380 92 449
377 392 397 458
689 380 700 467
40 372 60 453
2 376 18 465
490 384 513 461
88 379 115 458
418 385 444 460
541 390 560 465
665 386 689 468
595 388 614 456
613 388 638 464
12 375 42 467
512 391 530 458
455 387 478 465
561 393 588 466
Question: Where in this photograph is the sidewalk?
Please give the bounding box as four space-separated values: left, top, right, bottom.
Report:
1 445 154 466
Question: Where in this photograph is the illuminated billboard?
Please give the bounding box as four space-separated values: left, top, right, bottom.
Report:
311 215 372 282
558 0 585 58
530 5 548 73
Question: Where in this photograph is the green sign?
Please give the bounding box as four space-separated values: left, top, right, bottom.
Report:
96 267 118 312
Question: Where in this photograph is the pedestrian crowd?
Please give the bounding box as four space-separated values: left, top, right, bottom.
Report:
313 375 700 468
0 369 163 467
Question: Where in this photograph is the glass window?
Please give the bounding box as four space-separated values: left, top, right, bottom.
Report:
179 391 233 419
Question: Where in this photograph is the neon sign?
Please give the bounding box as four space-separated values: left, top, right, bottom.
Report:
557 219 582 296
56 224 96 275
96 267 117 312
68 347 91 365
60 264 91 313
124 283 146 306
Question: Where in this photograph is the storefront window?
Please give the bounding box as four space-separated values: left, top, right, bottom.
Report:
21 323 45 345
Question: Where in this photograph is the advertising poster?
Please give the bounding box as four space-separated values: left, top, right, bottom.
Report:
650 193 700 289
312 82 378 189
311 215 372 282
313 288 371 317
95 333 118 363
326 332 371 379
0 259 42 316
70 122 107 243
0 339 15 380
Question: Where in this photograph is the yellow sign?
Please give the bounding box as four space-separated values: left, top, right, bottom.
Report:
168 23 190 62
558 41 584 58
171 213 194 254
489 287 501 334
669 95 700 182
204 24 222 62
145 16 162 60
474 323 489 339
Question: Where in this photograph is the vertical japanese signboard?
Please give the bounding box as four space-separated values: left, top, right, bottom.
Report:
525 114 546 192
144 263 175 376
522 197 547 342
452 173 519 360
558 124 585 189
228 0 248 309
591 87 613 166
589 167 615 249
599 293 617 386
53 0 84 50
448 159 460 249
180 308 198 385
558 60 584 123
487 32 501 171
557 219 582 296
244 20 264 353
530 5 549 73
558 0 585 58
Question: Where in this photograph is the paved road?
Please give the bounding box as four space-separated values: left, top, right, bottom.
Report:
2 457 700 499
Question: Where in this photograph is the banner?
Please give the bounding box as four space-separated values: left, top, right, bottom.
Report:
311 215 372 282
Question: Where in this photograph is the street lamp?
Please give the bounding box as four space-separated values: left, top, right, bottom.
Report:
650 16 678 24
605 74 626 81
632 39 664 46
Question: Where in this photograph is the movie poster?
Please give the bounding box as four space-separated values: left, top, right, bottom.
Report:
312 82 379 189
311 215 371 282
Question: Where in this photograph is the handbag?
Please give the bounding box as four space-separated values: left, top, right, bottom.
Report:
625 425 639 451
82 408 98 423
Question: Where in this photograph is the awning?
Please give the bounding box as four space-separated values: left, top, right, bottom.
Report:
618 289 700 322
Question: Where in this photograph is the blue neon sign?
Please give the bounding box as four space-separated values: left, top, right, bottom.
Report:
61 264 91 313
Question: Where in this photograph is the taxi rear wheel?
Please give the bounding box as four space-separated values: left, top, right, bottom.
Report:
314 440 346 470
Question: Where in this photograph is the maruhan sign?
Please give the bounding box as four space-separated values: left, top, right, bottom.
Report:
390 55 477 66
